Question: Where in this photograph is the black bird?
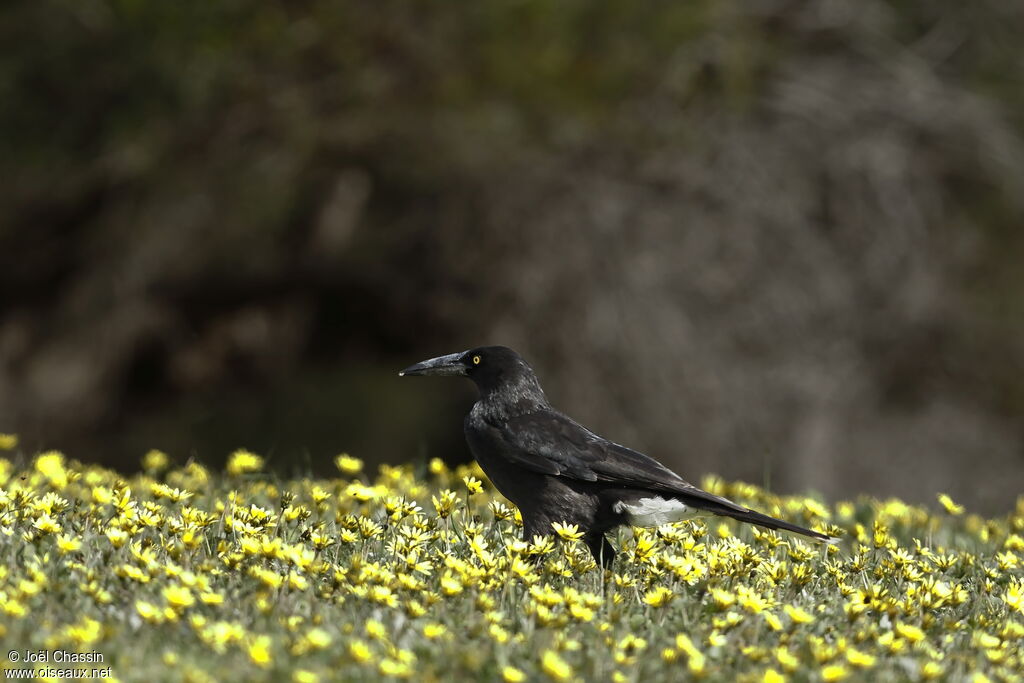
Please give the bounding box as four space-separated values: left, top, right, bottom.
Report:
400 346 834 567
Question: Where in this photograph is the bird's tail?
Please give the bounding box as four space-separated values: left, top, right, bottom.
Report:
669 485 837 542
717 506 834 542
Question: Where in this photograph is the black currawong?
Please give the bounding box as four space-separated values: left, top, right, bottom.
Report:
400 345 836 568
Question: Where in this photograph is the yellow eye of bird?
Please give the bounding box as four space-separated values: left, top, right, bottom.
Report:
472 355 481 365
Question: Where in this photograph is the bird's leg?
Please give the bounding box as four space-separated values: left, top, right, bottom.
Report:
584 532 616 570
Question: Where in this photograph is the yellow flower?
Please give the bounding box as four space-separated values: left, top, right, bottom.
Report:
440 572 464 596
675 634 706 675
973 631 1000 649
305 628 331 650
1001 621 1024 639
845 585 888 616
152 483 193 503
432 490 460 517
349 639 373 663
423 623 447 639
65 617 102 646
199 592 223 605
248 635 272 668
1004 579 1024 614
92 487 114 505
775 648 799 672
763 669 786 683
136 601 163 623
379 658 413 678
334 453 363 475
895 622 926 643
569 603 595 622
365 619 388 641
552 521 584 541
163 585 195 611
641 585 674 608
56 534 81 554
503 666 526 682
347 482 382 502
541 650 572 681
463 475 483 495
711 588 735 609
33 513 61 534
35 451 69 488
2 599 26 618
996 551 1019 570
142 449 170 472
937 493 964 516
615 635 646 659
529 534 555 556
736 585 774 614
878 632 905 654
631 530 658 563
821 664 849 681
226 449 264 476
845 648 876 668
803 498 830 519
288 572 309 591
784 605 815 624
293 670 318 683
0 434 17 450
106 528 129 548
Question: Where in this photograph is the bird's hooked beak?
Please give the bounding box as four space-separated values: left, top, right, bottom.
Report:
398 351 467 377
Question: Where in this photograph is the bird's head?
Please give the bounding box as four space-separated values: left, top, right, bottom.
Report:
399 346 546 401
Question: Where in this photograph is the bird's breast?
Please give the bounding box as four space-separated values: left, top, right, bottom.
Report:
463 412 536 506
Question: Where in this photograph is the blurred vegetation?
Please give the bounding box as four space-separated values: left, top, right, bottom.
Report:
1 0 1023 509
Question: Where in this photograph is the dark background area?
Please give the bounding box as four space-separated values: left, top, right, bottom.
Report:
2 0 1022 512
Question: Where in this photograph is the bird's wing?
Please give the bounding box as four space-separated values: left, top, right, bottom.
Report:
485 410 600 480
495 409 750 514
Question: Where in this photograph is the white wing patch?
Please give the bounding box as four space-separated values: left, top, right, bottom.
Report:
612 496 695 527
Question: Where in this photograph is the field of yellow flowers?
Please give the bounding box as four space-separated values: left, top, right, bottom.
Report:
1 435 1022 682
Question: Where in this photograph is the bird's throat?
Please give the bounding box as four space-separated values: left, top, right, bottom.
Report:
475 375 550 423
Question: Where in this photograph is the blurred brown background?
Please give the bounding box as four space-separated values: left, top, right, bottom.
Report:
2 0 1022 512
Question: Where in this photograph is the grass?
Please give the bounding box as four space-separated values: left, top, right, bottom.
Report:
0 441 1022 682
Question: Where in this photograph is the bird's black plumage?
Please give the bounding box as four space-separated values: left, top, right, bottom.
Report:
400 346 834 567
